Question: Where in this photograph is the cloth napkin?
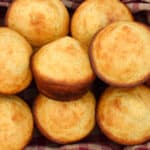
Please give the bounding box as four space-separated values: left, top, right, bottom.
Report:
0 0 150 150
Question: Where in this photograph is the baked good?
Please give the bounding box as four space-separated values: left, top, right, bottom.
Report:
71 0 133 46
0 94 33 150
89 21 150 87
31 36 95 100
97 85 150 145
5 0 69 47
0 27 32 94
33 91 96 144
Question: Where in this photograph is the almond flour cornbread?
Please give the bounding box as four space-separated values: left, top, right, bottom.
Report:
0 0 150 148
0 95 33 150
71 0 133 46
33 92 96 144
90 21 150 87
97 85 150 145
32 36 95 100
0 27 32 94
6 0 69 47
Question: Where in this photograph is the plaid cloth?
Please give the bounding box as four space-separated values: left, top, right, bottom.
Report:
0 0 10 7
1 0 150 150
121 0 150 24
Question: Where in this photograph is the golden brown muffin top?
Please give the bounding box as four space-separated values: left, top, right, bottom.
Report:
90 21 150 87
71 0 133 46
97 85 150 145
0 27 32 94
0 95 33 150
33 92 96 144
32 36 95 84
6 0 69 47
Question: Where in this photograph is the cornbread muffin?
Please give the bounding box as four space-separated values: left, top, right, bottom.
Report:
0 95 33 150
90 21 150 87
33 92 96 144
97 85 150 145
71 0 133 46
0 27 32 94
32 36 95 100
5 0 69 47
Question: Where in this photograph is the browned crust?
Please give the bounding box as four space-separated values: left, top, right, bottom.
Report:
89 21 150 88
71 0 134 32
33 70 95 101
5 0 70 47
32 95 95 144
96 88 150 145
31 55 96 101
70 0 134 46
145 78 150 87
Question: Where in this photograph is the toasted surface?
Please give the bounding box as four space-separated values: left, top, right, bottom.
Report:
0 95 33 150
32 36 95 100
145 79 150 87
5 0 69 47
0 27 32 94
97 85 150 145
90 21 150 87
33 92 96 144
71 0 133 46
